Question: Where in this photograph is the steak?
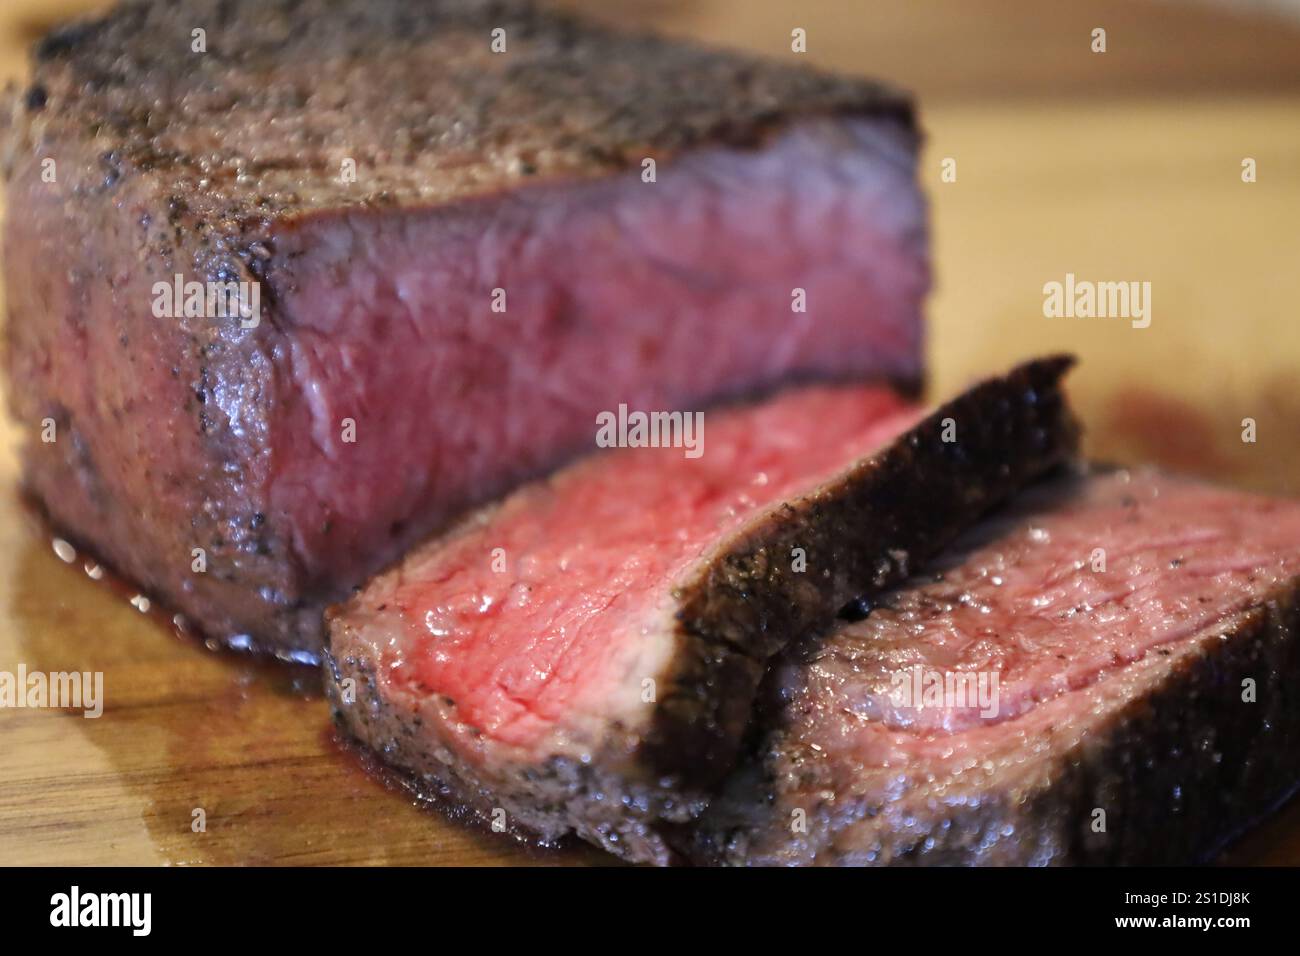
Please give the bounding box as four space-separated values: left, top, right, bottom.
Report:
1 0 927 660
326 358 1079 864
693 467 1300 865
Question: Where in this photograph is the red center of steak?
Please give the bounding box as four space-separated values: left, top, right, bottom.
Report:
378 383 919 749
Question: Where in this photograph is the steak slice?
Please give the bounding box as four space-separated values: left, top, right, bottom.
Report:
693 467 1300 866
2 0 928 660
326 358 1079 864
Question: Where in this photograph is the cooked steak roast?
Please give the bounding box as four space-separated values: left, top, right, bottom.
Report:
8 0 1283 871
2 0 927 659
326 358 1078 864
692 467 1300 865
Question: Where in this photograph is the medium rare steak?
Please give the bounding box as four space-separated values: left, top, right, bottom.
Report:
326 358 1079 864
2 0 927 659
693 467 1300 865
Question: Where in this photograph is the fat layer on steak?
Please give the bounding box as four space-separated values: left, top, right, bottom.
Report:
692 467 1300 865
326 358 1078 864
2 0 928 658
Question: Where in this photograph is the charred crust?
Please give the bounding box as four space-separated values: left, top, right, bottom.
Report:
324 645 699 865
646 356 1080 788
34 18 112 62
14 0 914 229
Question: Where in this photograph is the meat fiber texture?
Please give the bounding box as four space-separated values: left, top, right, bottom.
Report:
1 0 928 660
693 467 1300 865
326 357 1079 864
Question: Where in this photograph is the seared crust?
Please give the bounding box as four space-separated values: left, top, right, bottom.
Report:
326 357 1080 863
9 0 913 249
324 649 703 865
650 355 1080 786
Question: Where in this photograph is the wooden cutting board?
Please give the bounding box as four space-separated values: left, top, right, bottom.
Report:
2 0 1299 866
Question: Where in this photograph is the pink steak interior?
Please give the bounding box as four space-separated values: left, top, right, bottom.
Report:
265 120 926 599
366 382 920 752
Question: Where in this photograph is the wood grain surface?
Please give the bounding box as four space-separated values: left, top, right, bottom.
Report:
1 0 1299 866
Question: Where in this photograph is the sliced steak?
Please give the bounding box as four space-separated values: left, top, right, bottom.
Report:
693 467 1300 865
326 358 1079 864
2 0 928 659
